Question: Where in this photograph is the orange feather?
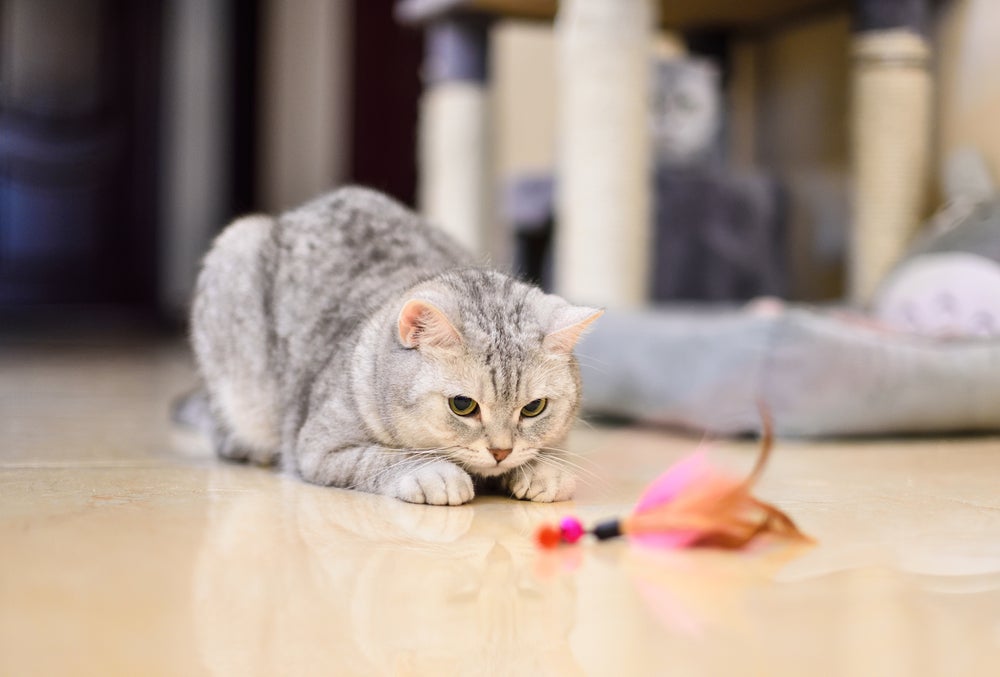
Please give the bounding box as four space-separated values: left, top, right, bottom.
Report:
535 406 813 550
620 408 812 549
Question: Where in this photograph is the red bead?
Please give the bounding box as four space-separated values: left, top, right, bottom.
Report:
535 524 562 549
559 516 585 544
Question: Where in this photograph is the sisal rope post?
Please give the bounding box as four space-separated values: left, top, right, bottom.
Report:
417 16 492 256
849 28 932 303
554 0 655 308
419 83 492 254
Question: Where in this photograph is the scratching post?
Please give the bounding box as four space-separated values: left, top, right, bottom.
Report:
849 0 932 303
417 16 492 255
554 0 655 308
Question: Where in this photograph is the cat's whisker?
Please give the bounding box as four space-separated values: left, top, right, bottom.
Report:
534 448 608 485
573 351 614 367
545 461 606 488
529 453 607 490
573 361 611 376
510 463 529 498
370 444 464 454
352 454 451 490
355 444 476 489
347 459 416 490
367 444 466 458
537 444 607 463
533 456 605 487
538 444 604 463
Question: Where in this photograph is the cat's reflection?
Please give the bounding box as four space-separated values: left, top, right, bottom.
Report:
193 467 583 676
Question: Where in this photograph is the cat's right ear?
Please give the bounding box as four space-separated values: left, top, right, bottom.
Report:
398 299 462 349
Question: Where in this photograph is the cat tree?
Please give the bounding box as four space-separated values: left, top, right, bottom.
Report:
400 0 656 308
553 0 654 308
396 0 1000 438
416 16 493 254
398 0 936 307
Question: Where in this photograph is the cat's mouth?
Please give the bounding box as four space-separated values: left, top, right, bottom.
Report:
460 447 534 477
470 464 517 478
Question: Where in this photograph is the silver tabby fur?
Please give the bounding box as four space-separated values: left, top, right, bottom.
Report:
190 187 600 505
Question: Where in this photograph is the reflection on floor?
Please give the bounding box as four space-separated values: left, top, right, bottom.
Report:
1 334 999 676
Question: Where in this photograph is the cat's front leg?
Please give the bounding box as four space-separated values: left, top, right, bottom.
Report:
390 459 474 506
504 460 576 502
296 438 474 505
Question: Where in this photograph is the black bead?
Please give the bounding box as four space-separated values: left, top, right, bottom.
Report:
593 519 622 541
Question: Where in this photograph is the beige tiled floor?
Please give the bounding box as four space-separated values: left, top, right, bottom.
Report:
2 334 999 676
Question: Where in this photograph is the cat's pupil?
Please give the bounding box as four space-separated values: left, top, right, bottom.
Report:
449 395 478 416
521 398 547 417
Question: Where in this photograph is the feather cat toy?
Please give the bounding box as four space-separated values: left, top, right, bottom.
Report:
535 410 811 549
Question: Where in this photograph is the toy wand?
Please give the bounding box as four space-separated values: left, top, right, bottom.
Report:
535 408 812 550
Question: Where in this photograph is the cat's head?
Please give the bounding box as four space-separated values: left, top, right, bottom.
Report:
374 271 601 478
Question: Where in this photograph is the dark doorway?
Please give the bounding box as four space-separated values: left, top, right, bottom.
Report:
349 0 424 207
0 0 164 308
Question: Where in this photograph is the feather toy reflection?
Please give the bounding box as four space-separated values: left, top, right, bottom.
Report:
535 409 812 550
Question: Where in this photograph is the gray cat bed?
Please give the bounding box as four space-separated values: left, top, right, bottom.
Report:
578 305 1000 437
580 151 1000 437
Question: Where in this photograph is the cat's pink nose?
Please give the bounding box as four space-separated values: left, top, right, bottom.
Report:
489 448 512 463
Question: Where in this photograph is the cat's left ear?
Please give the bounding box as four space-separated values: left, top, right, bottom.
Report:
543 305 604 354
398 298 463 349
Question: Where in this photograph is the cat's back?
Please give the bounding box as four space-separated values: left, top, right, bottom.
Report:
268 186 473 361
274 186 469 279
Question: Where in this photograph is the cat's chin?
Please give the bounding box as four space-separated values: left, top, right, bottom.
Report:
467 463 523 479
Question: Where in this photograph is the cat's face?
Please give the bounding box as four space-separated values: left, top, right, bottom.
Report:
379 277 601 477
395 344 581 476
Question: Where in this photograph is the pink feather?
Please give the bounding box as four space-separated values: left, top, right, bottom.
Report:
631 449 716 548
534 406 812 550
621 411 811 550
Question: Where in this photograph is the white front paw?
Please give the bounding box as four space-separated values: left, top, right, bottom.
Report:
506 462 576 502
392 460 474 505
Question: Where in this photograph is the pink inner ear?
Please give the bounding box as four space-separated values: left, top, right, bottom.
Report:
398 299 461 348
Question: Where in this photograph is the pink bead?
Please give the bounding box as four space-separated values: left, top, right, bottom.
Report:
559 516 585 544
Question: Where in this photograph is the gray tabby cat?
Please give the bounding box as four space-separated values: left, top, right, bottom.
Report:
189 187 601 505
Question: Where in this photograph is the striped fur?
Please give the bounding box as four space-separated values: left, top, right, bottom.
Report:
190 187 599 504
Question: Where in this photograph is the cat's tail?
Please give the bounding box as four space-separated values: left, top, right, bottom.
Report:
171 388 215 437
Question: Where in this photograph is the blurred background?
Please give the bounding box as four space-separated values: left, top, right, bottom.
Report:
0 0 420 325
1 0 998 327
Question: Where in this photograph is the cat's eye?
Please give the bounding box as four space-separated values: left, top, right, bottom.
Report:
521 398 547 418
448 395 479 417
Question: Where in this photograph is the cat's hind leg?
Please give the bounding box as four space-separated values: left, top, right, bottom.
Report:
172 387 270 463
191 214 281 466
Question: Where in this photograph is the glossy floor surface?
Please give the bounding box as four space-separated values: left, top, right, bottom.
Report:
2 334 999 676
